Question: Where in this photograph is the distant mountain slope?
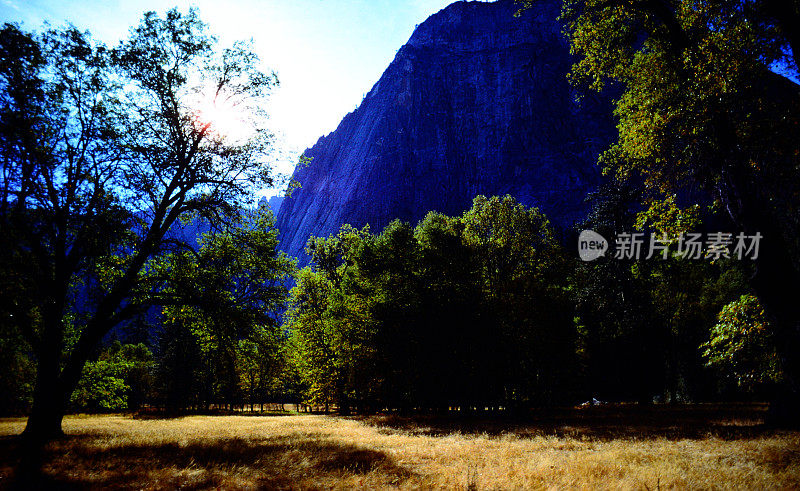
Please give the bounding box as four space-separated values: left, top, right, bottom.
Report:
259 196 284 215
276 0 615 261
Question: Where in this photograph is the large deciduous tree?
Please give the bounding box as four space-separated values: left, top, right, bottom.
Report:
153 210 295 411
0 8 278 440
517 0 800 422
284 196 575 412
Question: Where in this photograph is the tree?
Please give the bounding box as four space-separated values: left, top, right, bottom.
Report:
570 182 663 402
461 196 575 406
702 294 783 393
517 0 800 421
237 307 292 412
0 9 279 439
154 209 295 411
154 318 204 412
285 268 339 410
70 341 154 412
286 225 379 413
285 196 575 411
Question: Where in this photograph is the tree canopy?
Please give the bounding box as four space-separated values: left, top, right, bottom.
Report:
285 196 576 412
0 9 282 439
517 0 800 421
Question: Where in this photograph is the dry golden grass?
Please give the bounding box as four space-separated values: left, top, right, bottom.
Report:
1 406 798 489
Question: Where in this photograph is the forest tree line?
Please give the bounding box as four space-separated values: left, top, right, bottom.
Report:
1 192 780 414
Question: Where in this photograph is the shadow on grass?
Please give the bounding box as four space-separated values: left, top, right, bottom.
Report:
354 403 773 441
1 433 412 489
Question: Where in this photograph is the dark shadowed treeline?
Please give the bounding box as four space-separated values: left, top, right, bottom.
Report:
0 193 782 415
285 195 575 413
281 193 779 413
518 0 800 423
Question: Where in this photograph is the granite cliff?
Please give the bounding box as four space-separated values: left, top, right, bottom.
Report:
276 0 615 260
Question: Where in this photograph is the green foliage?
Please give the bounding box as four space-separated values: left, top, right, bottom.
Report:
541 0 800 258
519 0 800 407
285 196 575 410
287 224 380 410
462 195 561 289
634 195 701 240
71 364 128 412
152 209 295 410
702 294 783 391
554 0 800 208
237 325 287 410
573 181 752 402
71 341 154 412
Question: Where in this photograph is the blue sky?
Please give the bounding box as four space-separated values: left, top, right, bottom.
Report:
0 0 468 189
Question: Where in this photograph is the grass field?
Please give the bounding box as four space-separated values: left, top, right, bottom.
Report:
1 405 799 489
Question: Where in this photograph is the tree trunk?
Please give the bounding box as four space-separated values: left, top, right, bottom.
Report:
23 359 67 441
23 310 69 441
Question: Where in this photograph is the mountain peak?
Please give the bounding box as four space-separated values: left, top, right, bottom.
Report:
276 0 614 262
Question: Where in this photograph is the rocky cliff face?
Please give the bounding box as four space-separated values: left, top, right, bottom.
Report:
276 0 615 261
258 196 284 215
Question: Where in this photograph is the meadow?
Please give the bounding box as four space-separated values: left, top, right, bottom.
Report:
1 404 799 489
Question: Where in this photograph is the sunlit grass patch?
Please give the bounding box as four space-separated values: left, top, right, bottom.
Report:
0 408 798 489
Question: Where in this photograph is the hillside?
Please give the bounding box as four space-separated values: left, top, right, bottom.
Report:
275 0 615 260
